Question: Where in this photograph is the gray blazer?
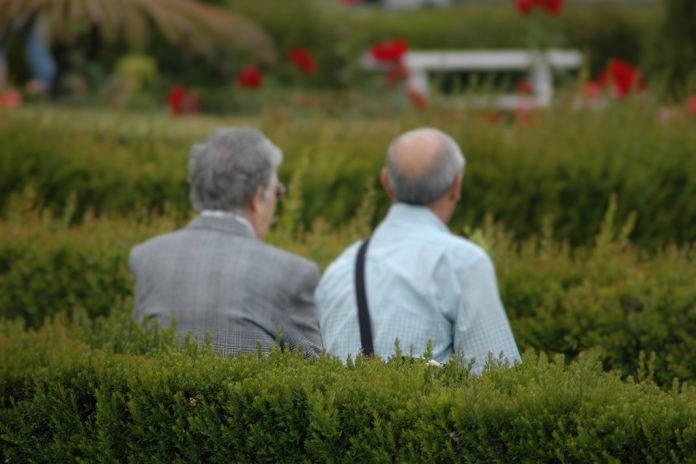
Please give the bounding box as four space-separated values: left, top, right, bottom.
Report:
129 215 323 357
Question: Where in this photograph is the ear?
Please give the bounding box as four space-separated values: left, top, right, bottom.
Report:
247 188 264 215
448 173 463 201
381 167 396 201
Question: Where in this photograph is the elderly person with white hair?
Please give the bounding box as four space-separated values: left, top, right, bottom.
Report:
316 127 520 372
129 128 323 357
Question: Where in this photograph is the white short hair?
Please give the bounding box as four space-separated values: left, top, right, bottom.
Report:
188 128 282 212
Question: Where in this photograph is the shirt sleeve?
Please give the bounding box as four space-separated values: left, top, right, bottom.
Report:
128 245 145 323
453 256 521 374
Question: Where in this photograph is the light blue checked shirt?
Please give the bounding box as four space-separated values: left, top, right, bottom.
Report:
315 203 520 372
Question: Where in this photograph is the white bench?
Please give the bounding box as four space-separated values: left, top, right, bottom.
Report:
363 49 583 108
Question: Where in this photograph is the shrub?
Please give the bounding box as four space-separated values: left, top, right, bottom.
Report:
1 201 694 387
2 104 695 247
0 319 694 463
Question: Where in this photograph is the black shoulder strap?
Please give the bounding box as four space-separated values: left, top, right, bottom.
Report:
355 237 374 356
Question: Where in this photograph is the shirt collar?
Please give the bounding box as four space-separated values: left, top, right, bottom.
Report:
382 202 450 234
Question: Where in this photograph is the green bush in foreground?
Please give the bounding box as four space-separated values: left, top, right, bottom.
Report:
1 201 694 387
0 315 694 463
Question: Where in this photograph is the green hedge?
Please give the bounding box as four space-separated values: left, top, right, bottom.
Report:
2 105 695 247
1 315 694 463
1 200 694 387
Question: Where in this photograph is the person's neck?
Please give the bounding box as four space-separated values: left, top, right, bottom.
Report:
426 199 454 225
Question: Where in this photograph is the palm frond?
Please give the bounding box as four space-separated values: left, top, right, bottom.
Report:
0 0 275 62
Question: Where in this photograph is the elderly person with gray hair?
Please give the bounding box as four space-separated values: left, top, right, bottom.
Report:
316 127 520 372
129 128 323 357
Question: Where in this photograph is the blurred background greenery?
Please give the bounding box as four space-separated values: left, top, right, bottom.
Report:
1 0 694 112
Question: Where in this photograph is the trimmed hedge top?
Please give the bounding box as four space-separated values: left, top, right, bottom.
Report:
1 315 695 463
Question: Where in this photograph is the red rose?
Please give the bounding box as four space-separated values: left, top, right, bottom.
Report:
609 59 644 96
516 79 534 94
540 0 563 15
167 86 187 115
516 0 563 16
288 48 318 75
371 38 408 63
686 95 696 119
590 59 645 98
385 62 409 87
603 59 644 97
167 86 199 116
237 65 263 89
516 0 534 15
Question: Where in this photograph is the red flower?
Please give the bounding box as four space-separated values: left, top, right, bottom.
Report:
385 62 409 87
609 59 644 96
516 0 563 16
167 86 187 115
371 39 409 63
167 86 199 116
516 79 534 94
541 0 563 15
595 59 645 98
516 0 534 15
237 65 263 89
484 110 503 125
288 48 318 75
687 95 696 119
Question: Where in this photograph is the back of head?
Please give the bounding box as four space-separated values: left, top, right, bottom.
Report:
386 127 465 205
188 128 282 212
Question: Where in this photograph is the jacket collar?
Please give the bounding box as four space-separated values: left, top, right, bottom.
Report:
186 214 257 239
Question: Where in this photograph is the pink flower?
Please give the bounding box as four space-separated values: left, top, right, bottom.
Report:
288 48 318 75
514 101 537 125
0 89 22 109
657 107 676 124
237 65 263 89
583 82 604 100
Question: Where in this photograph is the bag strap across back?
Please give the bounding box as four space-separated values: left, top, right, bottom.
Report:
355 237 374 356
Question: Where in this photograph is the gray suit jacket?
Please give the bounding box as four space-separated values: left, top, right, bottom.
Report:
129 215 323 357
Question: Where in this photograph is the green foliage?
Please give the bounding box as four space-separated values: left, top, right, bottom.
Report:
307 3 663 82
649 0 696 95
2 104 695 247
1 198 694 388
1 320 694 462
